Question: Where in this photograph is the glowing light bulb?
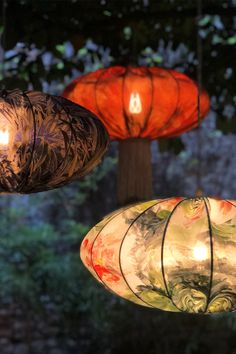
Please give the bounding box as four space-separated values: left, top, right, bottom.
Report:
193 244 208 261
0 129 9 145
129 92 142 114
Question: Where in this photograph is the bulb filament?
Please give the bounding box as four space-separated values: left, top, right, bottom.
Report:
129 92 142 114
193 244 208 261
0 129 9 145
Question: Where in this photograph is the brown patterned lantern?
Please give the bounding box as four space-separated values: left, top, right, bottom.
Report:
63 66 210 205
0 89 109 193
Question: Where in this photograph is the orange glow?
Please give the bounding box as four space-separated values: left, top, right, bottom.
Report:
193 243 208 261
129 92 142 114
63 66 210 140
0 129 9 145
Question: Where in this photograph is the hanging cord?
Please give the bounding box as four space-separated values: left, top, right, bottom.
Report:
195 0 203 197
1 0 7 88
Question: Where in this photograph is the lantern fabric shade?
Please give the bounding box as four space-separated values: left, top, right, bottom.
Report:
64 67 210 205
0 89 109 193
63 66 210 140
81 197 236 314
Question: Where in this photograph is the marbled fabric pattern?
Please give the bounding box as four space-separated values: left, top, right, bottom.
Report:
0 89 109 193
81 197 236 314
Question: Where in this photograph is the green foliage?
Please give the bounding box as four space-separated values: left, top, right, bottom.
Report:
158 137 185 154
77 156 117 194
0 1 235 353
0 206 86 312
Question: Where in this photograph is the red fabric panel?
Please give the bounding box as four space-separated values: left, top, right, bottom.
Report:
63 66 210 140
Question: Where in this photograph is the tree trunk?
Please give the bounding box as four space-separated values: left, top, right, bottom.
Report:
117 139 153 206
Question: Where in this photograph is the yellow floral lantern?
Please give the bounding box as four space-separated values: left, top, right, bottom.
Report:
81 197 236 314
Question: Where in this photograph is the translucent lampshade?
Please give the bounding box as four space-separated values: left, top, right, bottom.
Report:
0 89 109 193
63 67 210 205
81 197 236 314
63 66 210 140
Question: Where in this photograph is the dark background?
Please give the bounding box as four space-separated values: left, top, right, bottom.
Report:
0 0 236 353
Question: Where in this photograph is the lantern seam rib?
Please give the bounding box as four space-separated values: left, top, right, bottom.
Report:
155 69 180 136
18 91 37 192
162 120 197 138
90 202 142 294
119 199 172 309
140 67 154 136
51 95 75 177
94 70 111 133
6 92 22 186
77 124 109 179
161 198 187 312
225 200 236 208
122 67 132 136
203 197 214 314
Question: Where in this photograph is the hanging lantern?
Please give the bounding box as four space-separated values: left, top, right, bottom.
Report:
63 66 210 205
81 197 236 314
0 89 109 193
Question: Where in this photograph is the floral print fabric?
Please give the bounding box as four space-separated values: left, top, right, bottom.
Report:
81 197 236 314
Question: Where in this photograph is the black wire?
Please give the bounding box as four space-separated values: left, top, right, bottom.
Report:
203 197 214 314
197 0 202 127
196 0 203 196
1 0 7 88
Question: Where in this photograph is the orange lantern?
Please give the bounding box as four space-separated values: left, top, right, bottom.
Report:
63 66 210 205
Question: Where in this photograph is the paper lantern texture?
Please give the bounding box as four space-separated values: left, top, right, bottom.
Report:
81 197 236 314
0 89 109 193
64 67 210 205
63 66 210 139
